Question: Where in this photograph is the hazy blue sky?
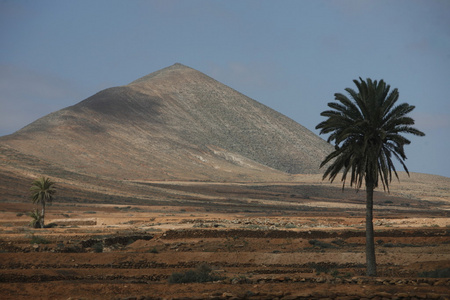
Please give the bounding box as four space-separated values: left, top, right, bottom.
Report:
1 0 449 177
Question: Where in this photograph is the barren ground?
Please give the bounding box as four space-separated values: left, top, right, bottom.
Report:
1 177 449 300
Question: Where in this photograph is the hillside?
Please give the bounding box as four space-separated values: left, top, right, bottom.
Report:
0 63 332 182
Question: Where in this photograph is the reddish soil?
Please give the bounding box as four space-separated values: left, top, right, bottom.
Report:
1 198 449 300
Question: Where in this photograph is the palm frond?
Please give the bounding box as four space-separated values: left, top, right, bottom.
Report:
316 78 424 191
30 177 56 204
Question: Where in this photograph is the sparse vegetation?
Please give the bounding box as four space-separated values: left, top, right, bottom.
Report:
419 268 450 278
114 206 142 212
44 222 58 228
168 263 223 284
92 242 103 253
309 239 336 249
1 201 449 299
331 238 345 246
331 269 340 277
382 243 420 248
30 234 50 244
309 262 332 275
149 247 159 254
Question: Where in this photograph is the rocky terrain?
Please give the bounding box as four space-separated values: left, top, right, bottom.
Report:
0 186 449 300
0 173 449 299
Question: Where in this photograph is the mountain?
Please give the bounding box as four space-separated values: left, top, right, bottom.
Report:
0 63 332 181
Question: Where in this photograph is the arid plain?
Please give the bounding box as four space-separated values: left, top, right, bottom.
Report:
1 172 449 299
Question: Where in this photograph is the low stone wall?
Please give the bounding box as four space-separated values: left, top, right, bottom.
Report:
49 218 97 226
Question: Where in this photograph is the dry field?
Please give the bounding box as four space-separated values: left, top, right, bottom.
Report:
0 177 449 300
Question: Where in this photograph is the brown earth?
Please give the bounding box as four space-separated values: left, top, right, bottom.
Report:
1 177 449 300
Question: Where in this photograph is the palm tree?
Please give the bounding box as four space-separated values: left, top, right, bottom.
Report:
30 177 56 228
315 78 424 276
29 209 44 229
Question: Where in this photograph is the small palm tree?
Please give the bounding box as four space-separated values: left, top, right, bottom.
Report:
315 78 424 276
29 209 44 228
30 177 56 228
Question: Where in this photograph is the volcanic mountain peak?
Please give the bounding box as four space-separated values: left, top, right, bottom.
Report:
1 64 332 181
130 63 193 85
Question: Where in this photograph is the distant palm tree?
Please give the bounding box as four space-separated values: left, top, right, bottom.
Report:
30 177 56 228
315 78 424 276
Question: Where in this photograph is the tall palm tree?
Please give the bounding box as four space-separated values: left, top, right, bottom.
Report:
315 78 424 276
30 177 56 228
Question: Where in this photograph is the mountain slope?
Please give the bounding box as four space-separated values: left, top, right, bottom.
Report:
0 63 332 181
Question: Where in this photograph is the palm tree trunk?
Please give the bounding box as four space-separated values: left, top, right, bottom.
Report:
365 180 377 276
40 201 45 228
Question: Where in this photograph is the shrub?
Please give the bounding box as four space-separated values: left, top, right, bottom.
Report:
44 223 58 228
331 239 345 246
149 247 159 254
30 235 50 244
331 269 340 277
168 263 223 283
61 245 84 253
308 262 332 274
382 243 418 248
309 239 336 249
419 268 450 278
92 242 103 253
